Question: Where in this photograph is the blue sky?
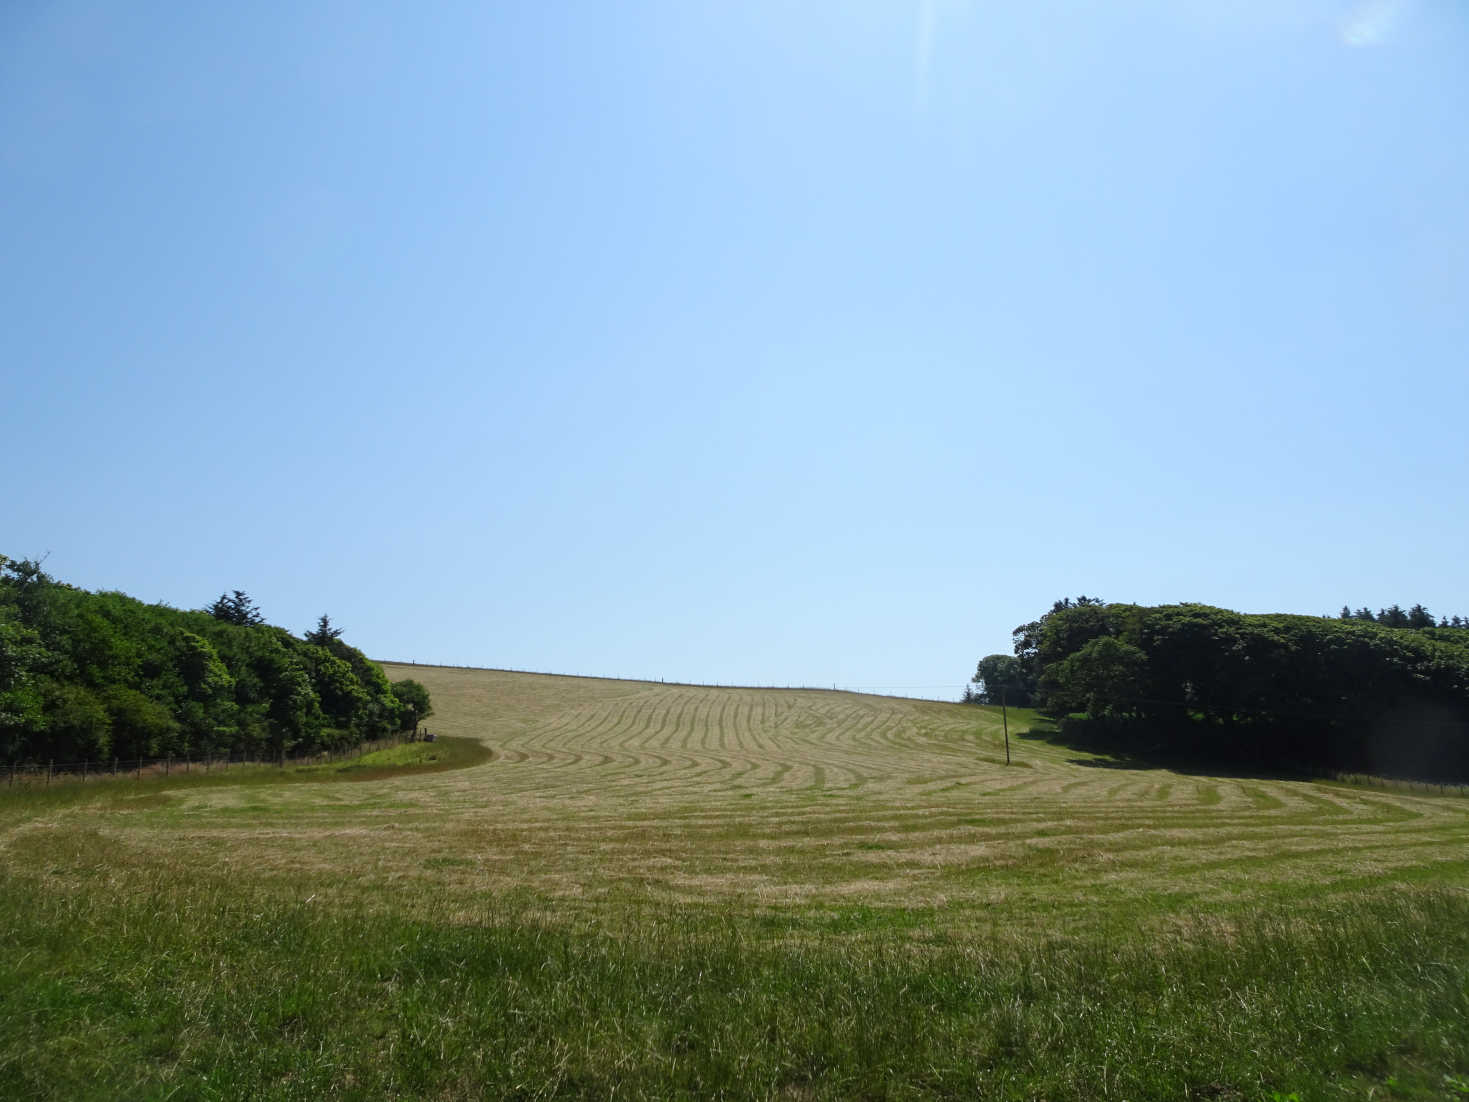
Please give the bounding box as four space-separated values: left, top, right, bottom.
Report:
4 1 1465 698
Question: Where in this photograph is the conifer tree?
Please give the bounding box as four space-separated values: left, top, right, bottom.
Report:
207 590 264 626
1379 605 1409 628
305 614 344 646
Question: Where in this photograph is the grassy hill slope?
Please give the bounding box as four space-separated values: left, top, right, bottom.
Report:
376 662 1469 936
2 664 1467 1099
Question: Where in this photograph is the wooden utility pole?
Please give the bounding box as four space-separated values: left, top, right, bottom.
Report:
1001 688 1011 766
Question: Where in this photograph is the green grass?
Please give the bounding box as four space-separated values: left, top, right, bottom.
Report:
2 665 1468 1099
348 740 449 767
0 736 490 813
2 873 1465 1101
317 735 491 779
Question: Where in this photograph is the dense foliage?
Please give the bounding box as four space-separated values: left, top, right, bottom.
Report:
975 597 1469 780
964 653 1033 706
0 557 427 764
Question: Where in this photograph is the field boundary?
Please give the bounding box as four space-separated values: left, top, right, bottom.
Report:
378 659 967 702
2 731 417 792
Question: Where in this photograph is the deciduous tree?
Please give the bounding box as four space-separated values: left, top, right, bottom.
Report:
391 679 433 732
973 654 1029 705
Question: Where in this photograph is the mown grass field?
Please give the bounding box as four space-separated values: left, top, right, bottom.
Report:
3 664 1468 1100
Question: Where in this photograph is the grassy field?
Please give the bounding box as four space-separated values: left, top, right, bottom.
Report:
3 664 1468 1099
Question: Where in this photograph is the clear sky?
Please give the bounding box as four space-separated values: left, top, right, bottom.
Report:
4 1 1466 698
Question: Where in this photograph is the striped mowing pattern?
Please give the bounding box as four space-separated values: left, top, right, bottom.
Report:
325 665 1469 933
7 664 1465 941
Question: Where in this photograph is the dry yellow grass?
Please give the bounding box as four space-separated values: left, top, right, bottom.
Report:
8 663 1463 946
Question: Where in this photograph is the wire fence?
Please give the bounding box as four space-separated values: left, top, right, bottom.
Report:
3 731 413 792
383 659 968 701
1314 770 1469 798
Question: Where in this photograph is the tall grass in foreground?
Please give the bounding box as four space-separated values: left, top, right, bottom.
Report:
2 873 1466 1100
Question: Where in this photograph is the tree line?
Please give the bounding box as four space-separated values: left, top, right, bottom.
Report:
1338 604 1469 629
969 597 1469 781
0 557 431 765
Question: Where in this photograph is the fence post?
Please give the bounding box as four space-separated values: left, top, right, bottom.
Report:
113 757 118 776
47 760 52 787
165 755 170 778
83 760 88 782
137 757 142 779
8 761 13 787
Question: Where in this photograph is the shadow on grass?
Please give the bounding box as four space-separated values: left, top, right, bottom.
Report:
1015 715 1325 783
